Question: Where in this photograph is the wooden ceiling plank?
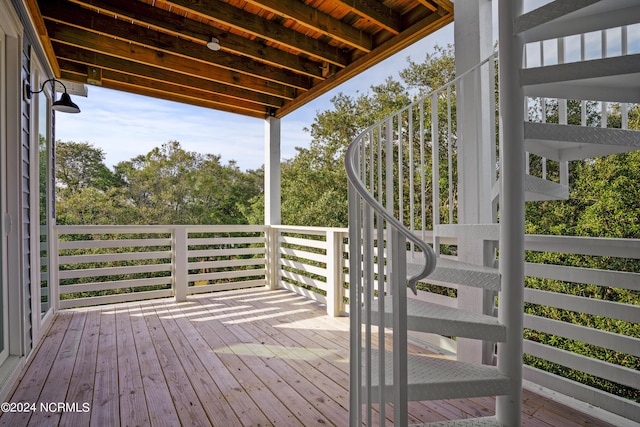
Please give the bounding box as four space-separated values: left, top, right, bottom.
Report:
40 1 313 91
71 0 326 79
276 9 453 118
164 0 350 67
243 0 373 51
60 70 266 118
53 42 284 108
43 20 297 100
331 0 402 35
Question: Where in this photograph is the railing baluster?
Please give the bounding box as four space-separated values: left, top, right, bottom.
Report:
398 113 404 234
376 214 386 425
363 201 374 427
386 118 394 215
409 107 416 248
419 101 427 245
447 86 454 225
348 183 363 427
432 93 440 240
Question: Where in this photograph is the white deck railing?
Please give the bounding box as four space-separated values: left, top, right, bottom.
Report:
52 224 348 315
522 234 640 422
50 224 639 420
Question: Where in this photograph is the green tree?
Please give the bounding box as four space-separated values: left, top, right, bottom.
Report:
56 141 121 195
114 141 261 225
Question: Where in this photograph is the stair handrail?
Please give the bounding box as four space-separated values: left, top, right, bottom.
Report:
345 140 436 293
345 52 498 292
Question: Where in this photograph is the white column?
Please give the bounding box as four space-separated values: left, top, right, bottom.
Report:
264 116 281 226
173 226 188 302
454 0 495 364
325 229 343 317
264 117 281 290
496 0 524 424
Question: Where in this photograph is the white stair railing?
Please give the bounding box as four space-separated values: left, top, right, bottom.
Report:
346 53 503 426
346 114 437 425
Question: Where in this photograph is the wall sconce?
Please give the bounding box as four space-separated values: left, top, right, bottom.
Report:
206 36 221 51
25 78 81 113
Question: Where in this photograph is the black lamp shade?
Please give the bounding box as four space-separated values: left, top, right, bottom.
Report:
52 92 81 113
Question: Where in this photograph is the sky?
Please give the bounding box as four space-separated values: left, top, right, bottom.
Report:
54 0 639 172
55 24 455 172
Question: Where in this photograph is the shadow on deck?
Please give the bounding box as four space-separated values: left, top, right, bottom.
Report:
0 288 614 426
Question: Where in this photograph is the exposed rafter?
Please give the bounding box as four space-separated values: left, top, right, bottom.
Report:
27 0 453 118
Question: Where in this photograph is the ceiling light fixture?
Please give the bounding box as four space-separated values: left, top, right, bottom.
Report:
25 78 81 113
207 36 221 51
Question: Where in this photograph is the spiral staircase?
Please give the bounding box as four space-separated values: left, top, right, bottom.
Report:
346 1 640 425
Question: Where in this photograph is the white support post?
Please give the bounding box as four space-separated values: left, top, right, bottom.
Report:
50 226 60 311
265 226 279 291
265 116 281 291
173 226 188 302
496 0 525 424
453 0 495 365
326 229 343 317
265 116 281 226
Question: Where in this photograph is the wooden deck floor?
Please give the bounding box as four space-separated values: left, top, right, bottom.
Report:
0 288 614 426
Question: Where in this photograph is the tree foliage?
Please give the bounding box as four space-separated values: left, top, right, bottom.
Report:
55 140 261 225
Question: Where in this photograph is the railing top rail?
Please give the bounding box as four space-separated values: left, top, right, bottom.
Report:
525 234 640 258
271 224 349 234
351 51 498 139
55 224 267 234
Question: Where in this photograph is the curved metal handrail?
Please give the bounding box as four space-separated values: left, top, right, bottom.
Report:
345 132 436 294
344 52 498 293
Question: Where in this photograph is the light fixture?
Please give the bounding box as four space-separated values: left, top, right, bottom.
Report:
25 78 81 113
206 36 221 51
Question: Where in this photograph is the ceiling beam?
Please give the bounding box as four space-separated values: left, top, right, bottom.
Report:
415 0 438 12
44 21 297 100
52 42 285 108
164 0 350 67
333 0 403 35
242 0 373 51
276 9 453 118
59 59 268 116
70 0 326 80
40 1 313 91
60 69 266 118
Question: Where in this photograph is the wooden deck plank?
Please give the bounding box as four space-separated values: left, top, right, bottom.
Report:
0 311 74 427
189 304 311 425
220 290 352 378
90 307 120 427
115 305 150 426
27 310 86 426
209 292 420 426
167 309 268 426
150 300 245 426
523 391 617 427
142 303 215 427
209 295 351 426
0 287 623 427
127 304 181 427
59 309 100 427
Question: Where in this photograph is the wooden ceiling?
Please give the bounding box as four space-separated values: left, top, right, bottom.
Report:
26 0 453 119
